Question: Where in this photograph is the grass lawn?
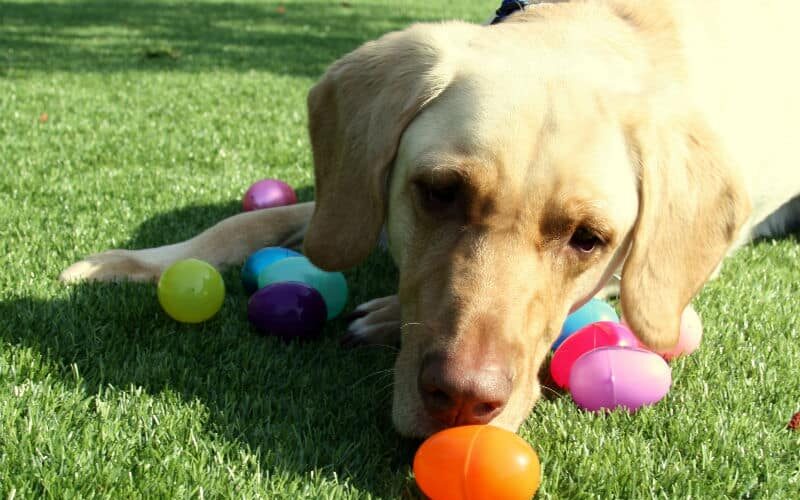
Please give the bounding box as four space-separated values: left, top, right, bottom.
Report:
1 0 798 497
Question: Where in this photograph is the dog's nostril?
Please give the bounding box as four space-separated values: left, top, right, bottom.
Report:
422 386 453 409
472 401 502 418
419 383 460 427
418 354 512 427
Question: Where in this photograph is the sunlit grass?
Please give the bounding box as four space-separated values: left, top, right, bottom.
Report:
1 0 798 497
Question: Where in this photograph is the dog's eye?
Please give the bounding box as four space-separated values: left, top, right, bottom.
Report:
415 180 461 212
569 226 603 253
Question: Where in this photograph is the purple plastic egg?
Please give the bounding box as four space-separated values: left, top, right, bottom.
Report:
569 346 671 412
247 282 327 341
242 178 297 211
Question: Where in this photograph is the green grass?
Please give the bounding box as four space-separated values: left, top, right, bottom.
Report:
1 0 798 497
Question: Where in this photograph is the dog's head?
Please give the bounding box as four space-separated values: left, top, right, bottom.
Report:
303 17 750 437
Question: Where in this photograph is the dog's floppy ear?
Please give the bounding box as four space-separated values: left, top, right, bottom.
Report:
303 24 467 270
620 109 751 350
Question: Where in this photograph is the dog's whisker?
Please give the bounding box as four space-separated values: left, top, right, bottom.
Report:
343 338 400 353
351 343 399 353
376 380 395 398
377 391 393 407
369 342 400 352
540 384 563 398
399 322 423 333
351 368 395 388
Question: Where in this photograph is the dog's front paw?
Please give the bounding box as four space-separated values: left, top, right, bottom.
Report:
59 249 162 283
341 295 401 348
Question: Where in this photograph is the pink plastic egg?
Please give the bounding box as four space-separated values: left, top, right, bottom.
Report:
657 305 703 360
550 321 640 389
570 346 671 412
242 178 297 211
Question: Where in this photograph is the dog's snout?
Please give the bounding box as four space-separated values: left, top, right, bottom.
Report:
418 353 512 427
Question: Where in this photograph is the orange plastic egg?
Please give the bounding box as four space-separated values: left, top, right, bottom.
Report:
413 425 541 500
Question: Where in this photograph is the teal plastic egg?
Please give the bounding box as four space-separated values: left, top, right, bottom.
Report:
241 246 301 294
553 298 619 350
256 256 348 319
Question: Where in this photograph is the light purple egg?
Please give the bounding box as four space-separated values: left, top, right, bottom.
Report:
242 178 297 211
569 346 671 412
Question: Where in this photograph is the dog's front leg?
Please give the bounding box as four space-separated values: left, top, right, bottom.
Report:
59 202 315 283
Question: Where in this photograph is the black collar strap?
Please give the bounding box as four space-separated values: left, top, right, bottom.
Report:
490 0 531 25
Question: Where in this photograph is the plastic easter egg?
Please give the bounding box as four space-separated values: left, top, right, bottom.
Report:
240 246 302 294
247 282 327 341
553 298 619 350
658 305 703 360
242 178 297 211
157 259 225 323
413 425 541 500
570 346 672 412
550 321 639 389
257 256 348 319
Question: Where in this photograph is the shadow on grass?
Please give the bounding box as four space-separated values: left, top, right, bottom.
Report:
1 0 446 493
0 0 422 77
123 185 314 249
0 195 423 496
7 190 798 494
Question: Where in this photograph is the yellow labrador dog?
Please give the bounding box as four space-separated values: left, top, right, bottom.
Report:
61 0 799 438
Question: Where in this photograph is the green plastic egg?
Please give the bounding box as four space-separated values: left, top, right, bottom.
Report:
158 259 225 323
256 256 347 319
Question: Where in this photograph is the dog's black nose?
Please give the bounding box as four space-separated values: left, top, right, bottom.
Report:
418 353 512 427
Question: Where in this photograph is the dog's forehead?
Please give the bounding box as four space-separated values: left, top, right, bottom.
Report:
398 72 634 210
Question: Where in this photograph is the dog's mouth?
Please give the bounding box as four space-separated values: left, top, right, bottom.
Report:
390 318 551 438
391 377 541 439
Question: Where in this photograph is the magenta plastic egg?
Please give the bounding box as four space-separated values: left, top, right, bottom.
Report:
570 346 672 412
242 178 297 211
657 305 703 360
550 321 639 390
